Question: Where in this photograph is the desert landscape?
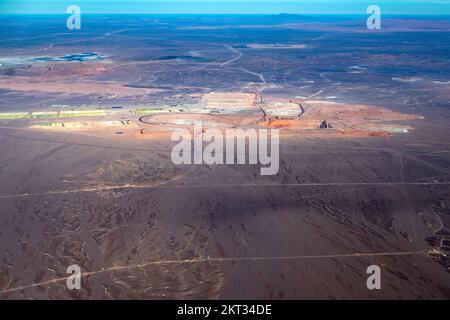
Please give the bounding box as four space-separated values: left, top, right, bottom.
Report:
0 14 449 299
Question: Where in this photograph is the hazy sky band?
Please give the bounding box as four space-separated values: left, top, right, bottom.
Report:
1 0 449 14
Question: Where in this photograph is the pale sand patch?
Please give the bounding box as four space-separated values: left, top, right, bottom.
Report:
201 92 258 110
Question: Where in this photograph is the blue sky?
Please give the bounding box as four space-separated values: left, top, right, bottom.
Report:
1 0 449 14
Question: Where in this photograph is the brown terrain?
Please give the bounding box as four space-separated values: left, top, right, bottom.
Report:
0 88 449 299
0 62 157 96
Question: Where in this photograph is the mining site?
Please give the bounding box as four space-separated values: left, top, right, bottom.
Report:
0 14 449 300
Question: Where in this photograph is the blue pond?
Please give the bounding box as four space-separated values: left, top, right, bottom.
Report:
33 53 104 62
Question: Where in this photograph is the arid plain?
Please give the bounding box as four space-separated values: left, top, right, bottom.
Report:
0 14 450 299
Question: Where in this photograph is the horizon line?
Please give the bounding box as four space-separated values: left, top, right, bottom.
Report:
2 12 450 15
